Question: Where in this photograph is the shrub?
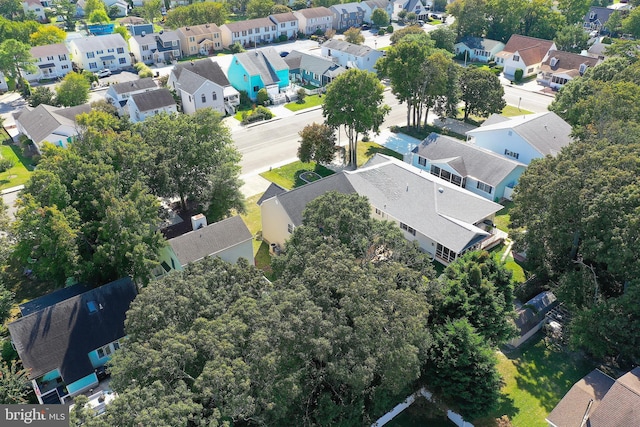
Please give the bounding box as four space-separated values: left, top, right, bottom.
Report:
157 75 169 87
495 65 504 73
257 88 270 106
239 90 252 108
279 34 288 42
0 157 13 173
296 87 307 103
229 42 245 53
378 28 386 35
315 28 324 36
386 25 394 33
514 68 524 82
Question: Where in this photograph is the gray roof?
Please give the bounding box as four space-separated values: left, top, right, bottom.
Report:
467 112 573 157
584 6 615 25
457 36 504 52
131 32 158 46
168 215 252 266
322 39 376 58
70 34 128 53
295 6 333 18
481 114 511 127
15 104 91 145
177 23 221 41
364 0 391 10
31 43 69 59
257 182 287 206
157 30 180 44
412 133 526 187
172 59 230 89
234 48 288 85
514 291 557 335
224 17 273 33
330 2 365 14
7 278 137 383
130 88 175 112
588 367 640 427
269 12 297 24
284 50 346 77
542 50 601 74
110 77 157 94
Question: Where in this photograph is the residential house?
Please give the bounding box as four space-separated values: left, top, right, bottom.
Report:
330 2 366 31
362 0 394 24
129 33 157 65
283 50 346 88
128 88 177 123
7 278 137 404
24 43 73 82
321 39 384 72
127 23 154 36
546 367 640 427
495 34 556 78
119 16 145 25
587 41 609 60
583 7 615 33
227 48 290 102
175 23 222 57
69 34 131 72
0 72 8 92
411 133 527 201
261 154 503 265
168 59 240 115
14 103 92 153
465 112 573 165
154 30 181 63
394 0 431 21
103 0 128 17
538 50 601 89
105 77 158 112
155 214 253 276
21 0 46 21
220 18 278 49
293 7 334 36
269 12 299 40
454 36 505 63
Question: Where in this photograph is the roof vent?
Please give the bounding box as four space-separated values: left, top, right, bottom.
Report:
191 214 207 230
438 187 444 193
186 26 190 30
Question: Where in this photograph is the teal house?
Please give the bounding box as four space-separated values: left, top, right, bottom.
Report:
227 48 290 101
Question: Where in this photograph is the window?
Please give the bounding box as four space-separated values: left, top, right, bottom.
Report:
189 36 195 42
287 223 294 233
281 23 285 28
87 52 95 58
96 49 103 54
527 67 533 73
477 181 493 194
117 47 124 54
579 63 587 74
89 62 97 69
436 243 457 263
46 55 54 61
400 222 416 236
59 54 66 61
512 54 520 61
97 348 105 358
212 92 217 101
61 65 69 69
87 301 98 313
191 46 196 52
142 44 149 50
504 149 519 159
242 30 247 36
418 156 427 166
201 94 206 103
214 33 219 38
248 29 253 34
119 58 126 64
550 57 558 67
188 95 192 102
375 208 381 215
253 85 260 92
107 48 114 53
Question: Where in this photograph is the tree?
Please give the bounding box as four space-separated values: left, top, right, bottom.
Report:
389 25 426 44
83 0 107 18
622 7 640 38
113 25 130 42
429 26 456 53
447 0 488 39
257 87 269 105
0 360 31 404
520 0 564 40
291 0 306 10
397 9 407 22
141 0 162 23
323 69 390 168
344 26 365 45
271 4 291 14
55 72 90 107
53 0 77 30
0 17 40 44
297 122 337 164
246 0 274 19
420 50 459 125
28 86 56 107
459 66 506 120
88 8 110 23
29 25 67 46
606 10 623 38
554 24 589 53
164 2 228 28
0 39 35 89
371 8 389 27
0 0 23 19
557 0 590 25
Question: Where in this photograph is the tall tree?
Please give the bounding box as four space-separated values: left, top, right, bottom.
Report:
557 0 590 25
164 2 228 28
459 66 506 120
447 0 488 39
419 50 458 126
485 0 525 42
622 7 640 38
323 69 390 168
83 0 107 18
0 17 40 44
371 8 389 27
0 361 31 404
0 39 35 88
344 26 365 44
554 24 589 53
520 0 564 40
53 0 77 30
141 0 162 23
606 10 623 38
429 26 456 53
297 122 337 165
246 0 274 19
55 71 90 106
29 25 67 46
0 0 23 19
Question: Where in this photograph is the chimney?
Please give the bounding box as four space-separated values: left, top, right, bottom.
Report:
191 214 207 230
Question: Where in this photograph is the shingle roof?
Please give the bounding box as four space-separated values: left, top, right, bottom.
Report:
588 367 640 427
130 88 175 112
178 23 221 38
364 0 391 10
224 17 273 33
322 39 377 58
233 48 288 85
118 16 145 25
496 34 555 65
30 43 69 59
284 50 346 77
467 112 573 157
457 36 504 52
70 34 128 53
110 77 157 95
7 278 137 383
330 3 365 13
541 50 601 75
269 12 297 23
412 133 526 187
168 215 252 266
584 6 615 25
15 104 91 145
295 6 333 18
257 182 287 206
172 59 230 87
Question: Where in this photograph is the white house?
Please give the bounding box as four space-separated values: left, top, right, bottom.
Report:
24 43 73 82
269 12 299 40
220 18 279 49
362 0 394 24
69 34 131 72
465 112 573 165
168 59 240 115
261 154 503 265
105 77 158 112
129 33 156 65
21 0 46 21
128 88 177 123
454 36 505 63
103 0 128 17
293 7 334 36
495 34 556 78
394 0 431 21
321 39 384 72
537 50 601 90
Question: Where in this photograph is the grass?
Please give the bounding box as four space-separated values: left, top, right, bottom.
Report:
358 141 403 167
260 161 334 190
0 143 33 191
238 193 275 278
476 333 595 427
502 105 534 117
490 243 526 283
494 200 514 232
284 94 323 112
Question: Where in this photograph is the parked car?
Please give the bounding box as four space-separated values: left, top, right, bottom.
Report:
279 51 289 57
361 23 371 30
97 69 112 78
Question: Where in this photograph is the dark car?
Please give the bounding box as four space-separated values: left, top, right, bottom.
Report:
279 51 289 57
361 24 371 30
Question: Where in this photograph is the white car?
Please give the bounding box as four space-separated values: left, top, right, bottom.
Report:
97 69 112 78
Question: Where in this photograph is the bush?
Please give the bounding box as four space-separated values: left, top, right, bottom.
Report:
239 90 252 108
378 28 386 36
514 68 524 82
296 87 307 103
495 65 504 73
0 157 13 173
229 42 245 54
241 105 274 124
279 34 288 42
386 25 394 33
257 88 270 106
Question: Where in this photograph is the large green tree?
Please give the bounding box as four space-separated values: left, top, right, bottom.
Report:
323 69 390 168
557 0 590 25
0 39 35 88
52 0 77 30
141 0 162 23
55 71 91 107
459 66 506 120
371 8 389 27
0 360 31 404
29 25 67 46
420 51 459 126
554 24 589 53
297 122 337 164
246 0 274 19
0 17 40 44
447 0 488 39
344 26 365 44
164 2 228 28
622 7 640 38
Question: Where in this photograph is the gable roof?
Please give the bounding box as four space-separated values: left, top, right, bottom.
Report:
168 215 252 266
131 88 175 112
542 50 601 75
457 36 504 52
496 34 555 65
15 104 91 144
257 182 287 206
172 59 230 87
584 6 615 25
412 133 526 186
322 39 377 58
31 43 69 59
330 2 366 14
587 367 640 426
467 112 573 157
70 34 128 52
110 77 157 94
284 50 346 77
295 6 333 19
177 23 221 39
233 48 288 84
224 17 274 33
364 0 392 10
7 278 137 383
546 369 616 427
269 12 297 23
118 16 145 25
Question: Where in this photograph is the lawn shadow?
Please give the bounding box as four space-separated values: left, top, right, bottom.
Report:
474 392 518 427
365 145 403 161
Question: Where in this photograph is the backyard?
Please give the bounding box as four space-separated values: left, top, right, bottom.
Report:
0 142 33 191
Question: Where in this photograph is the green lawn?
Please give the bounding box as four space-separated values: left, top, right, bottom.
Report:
503 105 534 117
285 94 323 112
0 144 33 191
358 141 403 167
490 243 526 283
260 161 334 190
238 193 274 278
494 200 514 232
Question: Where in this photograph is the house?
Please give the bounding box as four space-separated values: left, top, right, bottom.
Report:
24 43 73 82
103 0 128 17
494 34 556 78
68 34 131 72
118 16 145 25
175 23 222 57
583 7 615 33
227 48 290 102
155 214 253 276
587 41 609 60
168 59 240 115
330 2 366 31
220 18 278 49
14 103 92 153
538 50 601 89
105 77 158 112
454 36 505 63
21 0 46 21
269 12 299 40
546 367 640 427
261 154 503 265
508 291 557 348
394 0 431 22
7 278 137 404
321 39 384 72
130 30 182 65
362 0 394 24
128 88 177 123
293 7 334 36
283 50 346 88
465 112 573 165
127 22 154 37
129 33 157 65
411 133 527 201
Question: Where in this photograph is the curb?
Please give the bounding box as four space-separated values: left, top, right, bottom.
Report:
1 185 24 195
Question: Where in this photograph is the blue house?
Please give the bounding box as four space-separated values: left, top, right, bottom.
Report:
454 36 505 63
8 278 137 404
227 48 289 101
283 50 346 88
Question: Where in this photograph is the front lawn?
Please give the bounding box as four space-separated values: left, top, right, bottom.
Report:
0 143 33 191
358 141 403 167
502 105 534 117
259 161 334 190
285 94 323 112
